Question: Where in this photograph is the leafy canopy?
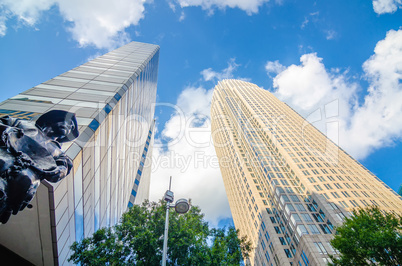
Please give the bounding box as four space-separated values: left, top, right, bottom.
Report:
329 206 402 266
69 200 251 265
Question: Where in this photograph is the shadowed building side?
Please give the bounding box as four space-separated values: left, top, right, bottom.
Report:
0 41 159 265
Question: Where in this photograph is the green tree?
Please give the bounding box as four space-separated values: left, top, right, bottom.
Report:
209 227 251 265
69 200 251 265
329 206 402 266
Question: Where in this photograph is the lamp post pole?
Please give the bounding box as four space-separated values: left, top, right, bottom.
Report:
161 199 170 266
162 177 173 266
161 177 190 266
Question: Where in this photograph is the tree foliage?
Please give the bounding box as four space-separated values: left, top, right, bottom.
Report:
329 206 402 266
69 200 251 265
209 227 251 265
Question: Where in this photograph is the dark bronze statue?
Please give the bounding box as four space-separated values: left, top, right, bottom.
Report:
0 110 79 223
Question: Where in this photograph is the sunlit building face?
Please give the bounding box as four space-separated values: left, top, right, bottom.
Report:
211 79 402 266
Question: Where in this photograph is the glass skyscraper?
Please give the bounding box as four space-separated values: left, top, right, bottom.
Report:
211 79 402 265
0 41 159 265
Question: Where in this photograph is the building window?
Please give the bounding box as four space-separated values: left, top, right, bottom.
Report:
261 239 266 250
319 224 332 234
274 226 281 234
265 251 271 262
265 231 270 242
314 242 327 254
301 213 313 222
301 250 310 265
284 249 293 258
308 224 320 234
290 195 300 202
296 225 309 236
291 213 302 225
295 203 306 211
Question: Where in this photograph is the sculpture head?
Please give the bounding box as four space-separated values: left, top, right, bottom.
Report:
35 110 79 143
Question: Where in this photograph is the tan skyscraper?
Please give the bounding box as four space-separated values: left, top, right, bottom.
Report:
211 79 402 265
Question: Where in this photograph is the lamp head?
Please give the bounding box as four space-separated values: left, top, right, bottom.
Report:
175 198 190 214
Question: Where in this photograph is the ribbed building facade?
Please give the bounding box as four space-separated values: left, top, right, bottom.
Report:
211 79 402 265
0 41 159 265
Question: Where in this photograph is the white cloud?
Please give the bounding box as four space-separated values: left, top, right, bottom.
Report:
168 0 177 12
0 0 55 26
300 11 319 29
0 0 148 49
299 12 336 41
179 11 186 21
346 29 402 158
265 60 286 76
270 29 402 160
325 29 336 40
150 86 231 227
150 60 247 226
373 0 402 14
175 0 270 15
86 52 103 62
301 17 309 29
0 15 7 37
201 58 239 81
59 0 147 49
273 53 358 113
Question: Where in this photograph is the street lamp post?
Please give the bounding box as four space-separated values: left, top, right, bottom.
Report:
162 189 173 266
161 177 190 266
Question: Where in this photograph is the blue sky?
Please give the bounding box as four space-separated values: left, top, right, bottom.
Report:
0 0 401 227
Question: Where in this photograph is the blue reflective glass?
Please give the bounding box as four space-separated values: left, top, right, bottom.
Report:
75 199 84 241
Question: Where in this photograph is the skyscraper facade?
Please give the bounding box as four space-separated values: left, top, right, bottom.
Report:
211 79 402 265
0 41 159 265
